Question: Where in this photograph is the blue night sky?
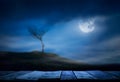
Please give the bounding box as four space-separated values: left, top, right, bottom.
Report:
0 0 120 64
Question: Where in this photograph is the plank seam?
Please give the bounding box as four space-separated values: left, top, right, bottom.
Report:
72 71 77 79
60 71 63 80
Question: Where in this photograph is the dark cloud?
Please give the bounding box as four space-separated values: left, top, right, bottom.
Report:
0 0 120 21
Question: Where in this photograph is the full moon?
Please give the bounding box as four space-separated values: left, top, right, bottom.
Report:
79 19 95 33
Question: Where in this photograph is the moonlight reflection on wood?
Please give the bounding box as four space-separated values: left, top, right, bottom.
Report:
0 0 120 72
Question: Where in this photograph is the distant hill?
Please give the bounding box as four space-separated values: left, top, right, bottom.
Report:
0 51 120 70
0 51 88 70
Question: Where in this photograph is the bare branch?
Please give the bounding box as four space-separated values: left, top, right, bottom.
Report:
28 26 42 40
28 25 49 53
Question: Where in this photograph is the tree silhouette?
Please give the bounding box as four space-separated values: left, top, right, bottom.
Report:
28 26 48 53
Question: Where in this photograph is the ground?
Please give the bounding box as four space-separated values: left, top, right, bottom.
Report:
0 51 120 70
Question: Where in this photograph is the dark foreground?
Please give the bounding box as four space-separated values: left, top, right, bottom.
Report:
0 51 120 71
0 70 120 81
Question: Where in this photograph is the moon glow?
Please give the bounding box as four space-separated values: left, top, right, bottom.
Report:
79 19 95 33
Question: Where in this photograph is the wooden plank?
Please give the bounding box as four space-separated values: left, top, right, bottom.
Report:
74 71 96 79
60 71 77 80
105 71 120 78
0 71 15 76
17 71 61 80
0 71 31 80
87 70 118 80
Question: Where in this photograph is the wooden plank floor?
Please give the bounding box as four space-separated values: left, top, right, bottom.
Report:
0 70 120 80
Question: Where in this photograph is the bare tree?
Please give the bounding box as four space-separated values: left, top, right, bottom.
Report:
28 26 48 53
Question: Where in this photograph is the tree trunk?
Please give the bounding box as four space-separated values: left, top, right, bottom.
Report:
40 39 44 53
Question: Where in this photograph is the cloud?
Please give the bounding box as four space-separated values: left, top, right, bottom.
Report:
73 36 120 64
0 35 41 51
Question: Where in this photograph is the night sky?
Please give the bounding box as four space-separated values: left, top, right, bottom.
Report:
0 0 120 64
